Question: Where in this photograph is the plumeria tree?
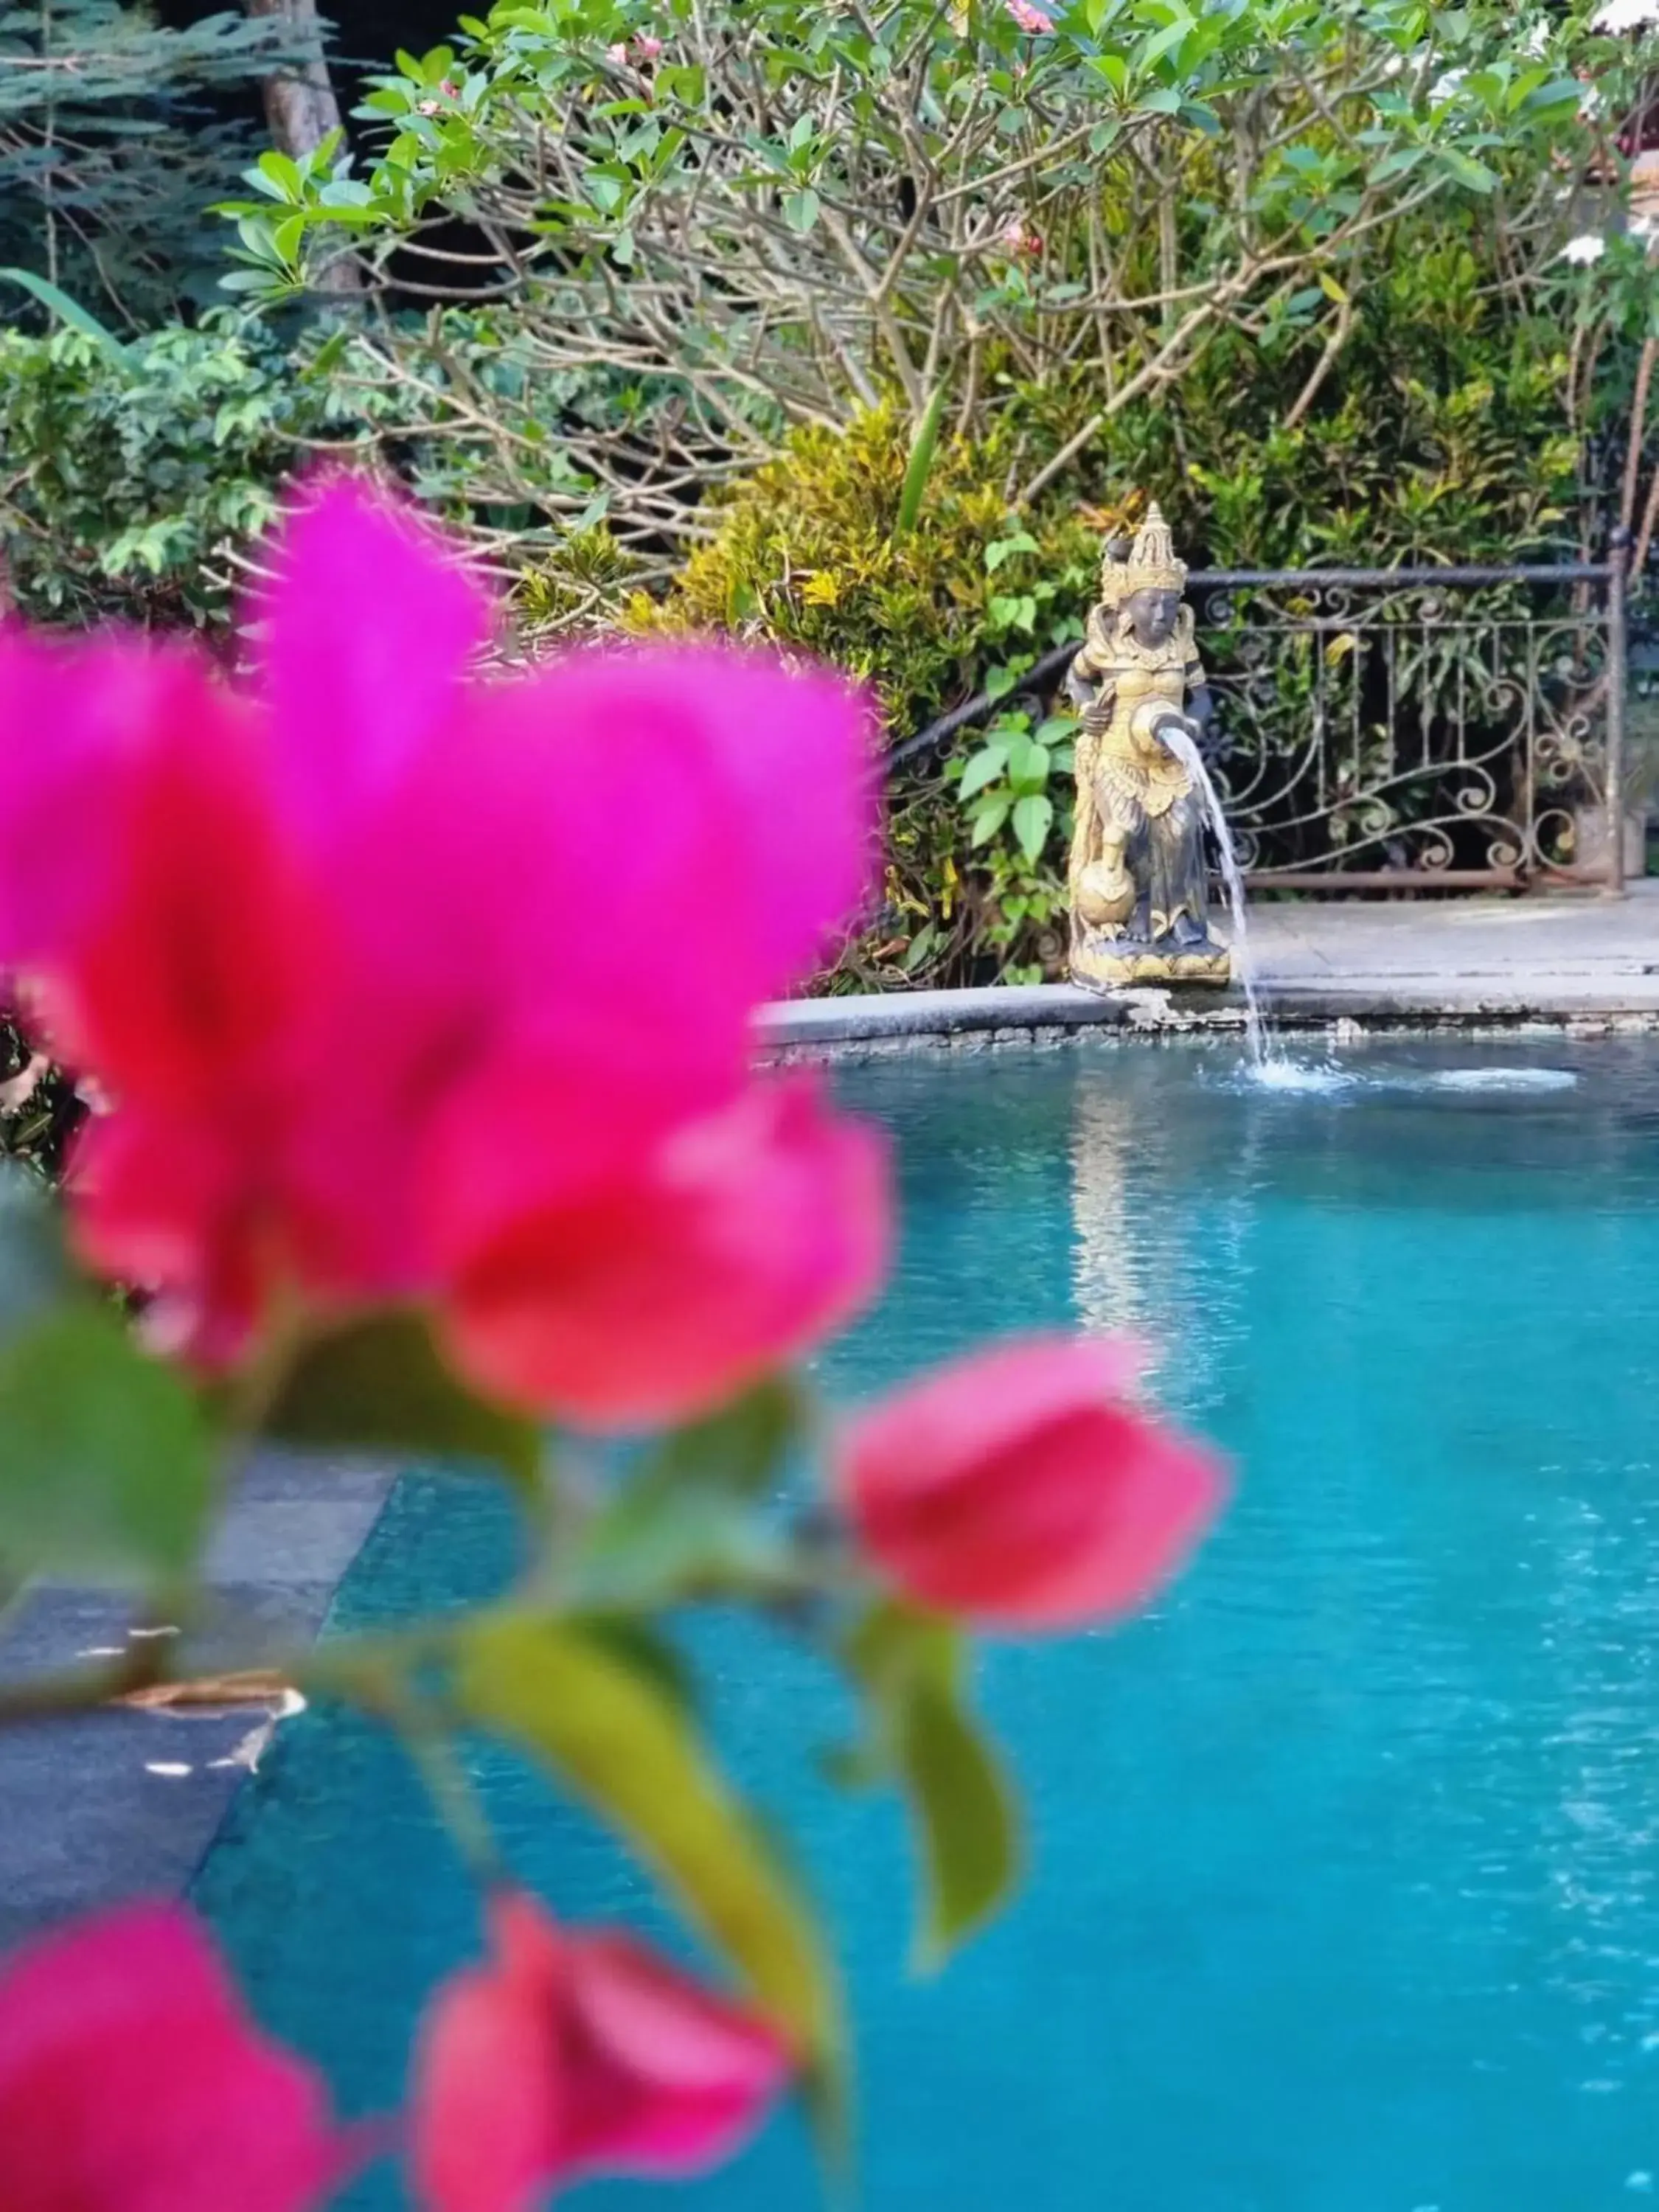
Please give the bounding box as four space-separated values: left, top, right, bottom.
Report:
217 0 1625 571
0 481 1222 2210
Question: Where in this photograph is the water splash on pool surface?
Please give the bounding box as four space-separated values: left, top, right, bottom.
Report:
1211 1057 1582 1102
1234 1054 1354 1095
1413 1065 1579 1096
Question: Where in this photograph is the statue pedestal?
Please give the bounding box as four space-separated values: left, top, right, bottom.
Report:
1071 940 1231 992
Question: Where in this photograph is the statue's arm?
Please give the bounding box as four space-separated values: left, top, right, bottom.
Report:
1068 661 1117 718
1066 605 1119 711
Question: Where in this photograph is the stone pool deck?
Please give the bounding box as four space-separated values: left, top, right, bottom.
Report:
0 1452 395 1950
3 883 1658 1947
765 881 1659 1048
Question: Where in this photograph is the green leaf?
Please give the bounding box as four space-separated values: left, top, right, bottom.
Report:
901 922 939 974
970 795 1012 845
1520 77 1585 118
1136 15 1194 70
255 148 303 201
894 380 948 540
456 1615 844 2107
566 1380 803 1607
1012 792 1054 862
263 1311 540 1488
0 270 129 367
784 187 821 234
897 1672 1019 1966
0 1307 212 1588
957 741 1009 800
1436 147 1499 194
985 529 1039 572
636 1376 801 1500
1007 734 1051 791
574 1615 698 1716
843 1602 1019 1968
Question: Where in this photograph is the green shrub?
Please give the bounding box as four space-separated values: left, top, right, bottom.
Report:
0 1020 82 1182
601 218 1621 990
0 313 383 628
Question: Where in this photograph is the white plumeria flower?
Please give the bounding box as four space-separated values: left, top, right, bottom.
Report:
1562 232 1609 264
1596 0 1659 29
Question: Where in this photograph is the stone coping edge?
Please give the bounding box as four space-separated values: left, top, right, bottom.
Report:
760 982 1659 1048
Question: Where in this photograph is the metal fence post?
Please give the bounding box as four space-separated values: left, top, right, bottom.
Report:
1607 525 1631 897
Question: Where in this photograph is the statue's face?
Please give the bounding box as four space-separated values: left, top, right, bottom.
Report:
1127 588 1179 647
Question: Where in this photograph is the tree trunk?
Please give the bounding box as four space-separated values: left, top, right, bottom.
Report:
244 0 361 293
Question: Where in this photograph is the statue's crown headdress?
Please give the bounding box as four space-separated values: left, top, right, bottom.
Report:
1124 499 1186 594
1096 498 1186 606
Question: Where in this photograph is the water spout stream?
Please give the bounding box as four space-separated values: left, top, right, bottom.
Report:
1156 722 1273 1070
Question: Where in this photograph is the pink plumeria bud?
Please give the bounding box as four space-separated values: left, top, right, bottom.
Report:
999 216 1041 255
839 1335 1227 1631
417 97 439 114
636 32 664 58
412 1892 794 2212
439 77 459 94
606 40 629 63
1004 0 1054 32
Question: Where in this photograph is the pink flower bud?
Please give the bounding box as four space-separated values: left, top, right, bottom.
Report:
1004 0 1055 32
840 1335 1226 1630
0 1905 362 2212
411 1892 793 2212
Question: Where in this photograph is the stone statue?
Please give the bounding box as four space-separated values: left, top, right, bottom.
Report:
1065 501 1231 990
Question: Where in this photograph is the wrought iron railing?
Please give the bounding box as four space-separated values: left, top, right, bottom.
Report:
892 543 1633 893
1187 557 1628 891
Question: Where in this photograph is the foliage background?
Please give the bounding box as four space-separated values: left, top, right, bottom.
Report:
1 0 1656 984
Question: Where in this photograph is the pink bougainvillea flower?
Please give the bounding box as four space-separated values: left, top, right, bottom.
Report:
1004 0 1054 31
0 477 884 1389
437 1072 888 1429
0 1902 361 2212
0 638 195 970
840 1335 1226 1630
276 635 880 1334
411 1891 792 2212
252 479 489 859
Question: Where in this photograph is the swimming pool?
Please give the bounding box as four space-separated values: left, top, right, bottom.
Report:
198 1034 1659 2212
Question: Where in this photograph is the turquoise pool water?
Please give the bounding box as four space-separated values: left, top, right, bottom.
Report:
198 1035 1659 2212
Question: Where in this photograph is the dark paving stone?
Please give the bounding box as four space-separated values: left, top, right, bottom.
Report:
0 1450 396 1947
